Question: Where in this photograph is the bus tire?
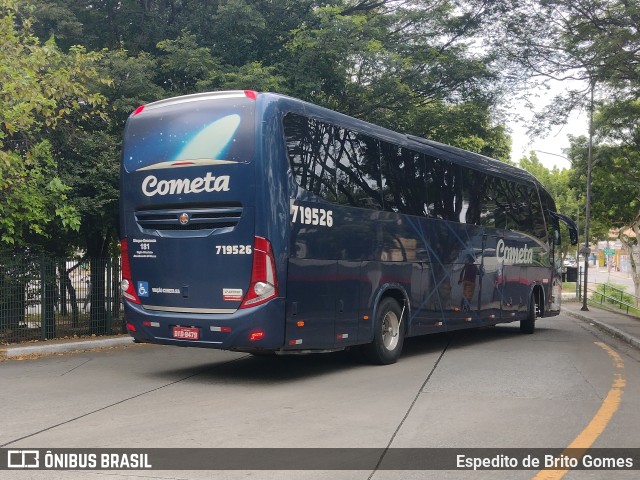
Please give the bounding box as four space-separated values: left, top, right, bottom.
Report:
363 297 405 365
520 294 536 334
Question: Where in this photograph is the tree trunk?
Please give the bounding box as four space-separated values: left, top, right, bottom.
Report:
85 232 111 335
619 220 640 306
632 245 640 307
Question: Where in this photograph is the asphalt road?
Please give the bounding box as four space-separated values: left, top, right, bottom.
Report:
2 312 639 480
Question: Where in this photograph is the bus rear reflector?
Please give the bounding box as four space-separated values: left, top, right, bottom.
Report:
249 331 265 341
120 239 141 305
211 326 232 333
126 323 137 332
240 236 278 309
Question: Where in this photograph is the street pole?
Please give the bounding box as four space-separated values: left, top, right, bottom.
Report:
581 79 595 311
576 205 580 261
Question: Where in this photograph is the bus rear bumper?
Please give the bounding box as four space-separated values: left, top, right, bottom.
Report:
123 298 286 351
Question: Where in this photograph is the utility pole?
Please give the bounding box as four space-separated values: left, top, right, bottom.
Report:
581 79 595 311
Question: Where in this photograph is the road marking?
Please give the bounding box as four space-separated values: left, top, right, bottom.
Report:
532 341 626 480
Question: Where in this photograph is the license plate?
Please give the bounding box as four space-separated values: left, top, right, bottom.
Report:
172 326 199 340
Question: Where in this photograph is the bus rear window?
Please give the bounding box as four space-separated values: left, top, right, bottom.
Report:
123 96 255 172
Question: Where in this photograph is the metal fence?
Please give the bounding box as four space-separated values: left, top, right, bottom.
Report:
589 283 640 316
0 255 124 344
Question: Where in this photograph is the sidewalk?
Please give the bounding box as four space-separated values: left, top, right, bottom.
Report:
562 301 640 350
0 335 134 359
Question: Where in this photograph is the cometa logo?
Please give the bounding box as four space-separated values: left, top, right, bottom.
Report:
142 172 230 197
496 239 534 265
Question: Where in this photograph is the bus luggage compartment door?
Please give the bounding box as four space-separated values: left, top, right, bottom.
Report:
285 259 336 349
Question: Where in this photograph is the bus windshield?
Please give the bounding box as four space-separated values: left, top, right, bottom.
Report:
123 95 256 172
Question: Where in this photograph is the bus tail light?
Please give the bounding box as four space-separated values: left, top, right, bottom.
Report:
249 331 265 341
132 105 145 116
240 236 278 309
120 239 141 305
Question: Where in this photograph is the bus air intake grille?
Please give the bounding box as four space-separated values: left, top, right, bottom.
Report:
135 205 243 237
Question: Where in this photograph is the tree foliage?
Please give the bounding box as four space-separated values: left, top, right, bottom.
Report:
284 1 508 158
591 101 640 298
0 0 107 248
487 0 640 135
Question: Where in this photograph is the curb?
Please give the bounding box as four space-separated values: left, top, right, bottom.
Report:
565 310 640 351
1 336 134 359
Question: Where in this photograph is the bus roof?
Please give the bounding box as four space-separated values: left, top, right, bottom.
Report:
405 136 542 187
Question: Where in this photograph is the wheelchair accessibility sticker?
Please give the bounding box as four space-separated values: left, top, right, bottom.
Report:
137 281 149 297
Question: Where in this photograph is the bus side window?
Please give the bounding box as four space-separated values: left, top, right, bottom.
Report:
463 169 497 227
491 178 544 239
336 129 383 210
283 113 338 202
380 142 428 216
494 207 507 230
427 155 463 222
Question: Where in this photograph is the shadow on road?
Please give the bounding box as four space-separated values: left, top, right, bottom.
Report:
146 323 546 385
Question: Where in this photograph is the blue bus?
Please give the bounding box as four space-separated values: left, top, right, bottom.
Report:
120 90 578 364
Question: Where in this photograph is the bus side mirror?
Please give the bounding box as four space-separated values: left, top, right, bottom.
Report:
550 212 579 246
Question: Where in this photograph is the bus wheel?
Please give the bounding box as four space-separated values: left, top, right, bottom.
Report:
520 294 536 334
363 297 405 365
